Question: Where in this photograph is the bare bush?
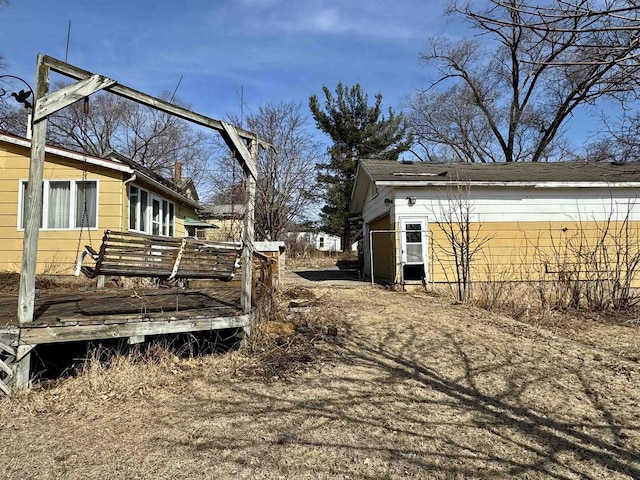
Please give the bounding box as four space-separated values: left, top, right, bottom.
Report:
432 184 493 302
537 205 640 310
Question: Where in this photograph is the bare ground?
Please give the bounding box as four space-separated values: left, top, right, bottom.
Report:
2 265 640 479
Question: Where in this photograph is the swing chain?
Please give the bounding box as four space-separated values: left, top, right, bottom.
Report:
74 97 93 263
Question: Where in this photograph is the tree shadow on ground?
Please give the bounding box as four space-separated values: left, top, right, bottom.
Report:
148 319 640 479
293 270 364 282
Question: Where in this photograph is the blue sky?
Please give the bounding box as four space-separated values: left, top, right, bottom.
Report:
1 0 607 155
0 0 453 147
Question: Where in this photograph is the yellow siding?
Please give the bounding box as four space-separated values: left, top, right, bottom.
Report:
427 220 640 286
0 141 197 275
205 218 243 242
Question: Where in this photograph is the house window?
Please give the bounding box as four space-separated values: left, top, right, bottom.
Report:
19 180 97 230
319 237 325 249
128 185 175 236
75 181 97 228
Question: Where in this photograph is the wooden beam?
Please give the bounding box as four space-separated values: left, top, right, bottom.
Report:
15 54 50 391
21 314 251 344
12 344 35 390
220 121 258 180
40 55 270 175
18 54 49 326
241 138 258 314
33 74 116 122
0 342 15 357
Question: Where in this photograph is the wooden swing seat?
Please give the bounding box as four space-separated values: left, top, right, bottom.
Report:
75 230 242 281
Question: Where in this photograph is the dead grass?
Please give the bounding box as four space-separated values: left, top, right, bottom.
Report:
468 279 640 363
2 277 640 479
287 252 356 271
0 271 94 294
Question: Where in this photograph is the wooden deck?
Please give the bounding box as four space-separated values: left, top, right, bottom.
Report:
0 285 249 345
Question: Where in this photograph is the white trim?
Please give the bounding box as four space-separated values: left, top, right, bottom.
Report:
1 133 133 174
376 180 640 188
135 171 199 209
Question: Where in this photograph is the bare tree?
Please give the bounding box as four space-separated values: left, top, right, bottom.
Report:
208 102 319 241
581 109 640 162
247 102 319 241
47 89 215 185
0 102 28 135
409 0 640 162
409 84 500 162
432 184 493 302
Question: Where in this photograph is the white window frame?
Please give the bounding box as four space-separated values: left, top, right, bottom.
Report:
128 184 176 237
17 179 99 231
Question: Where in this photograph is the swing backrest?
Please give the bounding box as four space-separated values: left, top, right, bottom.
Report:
82 230 243 281
94 230 183 278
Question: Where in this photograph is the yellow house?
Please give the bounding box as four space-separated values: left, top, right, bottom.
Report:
350 159 640 286
0 131 201 275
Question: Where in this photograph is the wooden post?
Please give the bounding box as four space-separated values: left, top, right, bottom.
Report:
15 55 49 389
241 137 258 315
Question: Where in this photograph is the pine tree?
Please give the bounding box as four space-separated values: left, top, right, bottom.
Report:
309 83 411 250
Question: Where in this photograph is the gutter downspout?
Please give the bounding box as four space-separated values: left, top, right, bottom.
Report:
124 174 137 186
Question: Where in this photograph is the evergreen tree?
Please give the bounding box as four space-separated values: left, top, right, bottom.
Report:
309 83 411 250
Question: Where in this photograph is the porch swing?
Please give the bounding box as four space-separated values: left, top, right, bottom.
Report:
75 230 243 281
72 98 242 282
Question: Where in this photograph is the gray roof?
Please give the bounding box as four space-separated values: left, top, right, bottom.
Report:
201 204 247 218
361 159 640 184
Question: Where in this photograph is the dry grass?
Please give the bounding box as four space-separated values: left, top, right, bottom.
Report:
0 271 94 294
2 275 640 479
468 279 640 363
287 252 356 271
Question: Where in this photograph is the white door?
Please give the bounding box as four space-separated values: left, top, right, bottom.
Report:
400 218 428 282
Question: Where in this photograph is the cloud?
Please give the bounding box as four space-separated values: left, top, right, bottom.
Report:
213 0 442 42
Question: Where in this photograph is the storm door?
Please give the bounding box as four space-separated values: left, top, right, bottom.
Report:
400 218 428 282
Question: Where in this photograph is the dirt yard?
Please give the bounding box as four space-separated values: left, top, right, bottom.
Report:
2 265 639 479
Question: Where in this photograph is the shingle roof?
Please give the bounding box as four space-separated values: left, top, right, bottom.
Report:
361 159 640 184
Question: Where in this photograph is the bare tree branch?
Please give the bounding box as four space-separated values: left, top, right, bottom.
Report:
409 0 640 162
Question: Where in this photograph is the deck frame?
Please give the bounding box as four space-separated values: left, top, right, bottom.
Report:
12 54 265 392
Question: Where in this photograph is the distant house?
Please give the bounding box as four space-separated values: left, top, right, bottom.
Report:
287 231 341 253
350 158 640 285
0 131 205 275
307 231 341 252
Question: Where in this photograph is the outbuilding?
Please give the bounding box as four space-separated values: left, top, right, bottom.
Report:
350 159 640 285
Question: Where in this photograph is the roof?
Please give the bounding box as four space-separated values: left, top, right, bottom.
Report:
184 217 218 229
0 131 132 174
254 241 286 253
360 159 640 185
201 204 247 218
174 178 199 201
102 150 200 207
0 131 201 209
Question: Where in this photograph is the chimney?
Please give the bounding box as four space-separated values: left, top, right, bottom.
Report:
174 162 183 181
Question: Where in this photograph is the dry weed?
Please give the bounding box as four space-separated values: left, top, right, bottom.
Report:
241 286 344 380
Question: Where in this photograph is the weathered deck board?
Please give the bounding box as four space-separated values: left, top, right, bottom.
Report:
0 286 247 344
